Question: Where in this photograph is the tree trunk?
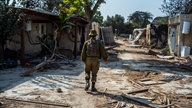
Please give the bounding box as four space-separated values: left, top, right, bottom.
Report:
83 0 105 40
84 19 91 41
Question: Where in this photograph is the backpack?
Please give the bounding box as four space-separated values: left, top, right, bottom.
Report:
86 39 100 57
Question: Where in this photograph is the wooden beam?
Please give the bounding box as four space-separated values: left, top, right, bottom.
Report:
180 64 192 71
168 23 180 27
20 20 25 65
127 88 149 94
114 101 121 108
20 59 54 76
5 97 71 107
74 26 77 59
139 78 151 82
127 79 143 88
121 93 172 108
102 88 107 96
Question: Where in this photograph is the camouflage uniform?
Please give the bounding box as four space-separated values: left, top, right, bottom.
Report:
81 29 108 91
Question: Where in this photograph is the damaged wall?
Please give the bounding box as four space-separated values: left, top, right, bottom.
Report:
5 9 88 62
59 31 74 51
59 25 85 58
6 22 54 55
25 23 43 55
168 14 192 56
100 26 115 45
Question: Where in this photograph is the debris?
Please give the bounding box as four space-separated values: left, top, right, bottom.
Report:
173 104 182 108
179 62 192 71
159 75 184 82
21 27 63 76
145 65 179 68
126 44 142 48
57 88 63 93
105 45 117 51
5 97 71 107
138 96 156 101
127 79 143 88
180 55 192 61
158 96 163 104
127 88 149 94
120 88 129 90
139 82 166 86
0 101 3 106
121 101 126 107
115 101 121 108
185 95 192 99
139 78 151 82
102 88 107 96
167 97 171 108
96 101 118 107
176 56 192 65
150 89 166 97
150 43 158 49
121 93 169 108
156 54 174 59
126 104 134 108
145 49 159 55
175 57 188 62
21 59 55 76
162 95 167 104
58 49 73 59
131 28 146 45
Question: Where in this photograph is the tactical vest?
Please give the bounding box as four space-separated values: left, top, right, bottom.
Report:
86 39 100 57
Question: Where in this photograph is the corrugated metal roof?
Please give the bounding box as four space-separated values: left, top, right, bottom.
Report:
20 8 88 24
20 8 58 16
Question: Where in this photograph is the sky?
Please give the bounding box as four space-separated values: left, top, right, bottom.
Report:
99 0 166 21
10 0 166 20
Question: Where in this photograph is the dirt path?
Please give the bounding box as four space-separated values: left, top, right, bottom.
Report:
1 39 192 108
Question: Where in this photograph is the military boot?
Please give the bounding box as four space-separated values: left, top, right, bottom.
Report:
84 80 90 91
91 82 97 92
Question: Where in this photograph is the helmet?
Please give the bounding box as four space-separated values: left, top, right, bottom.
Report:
89 29 97 37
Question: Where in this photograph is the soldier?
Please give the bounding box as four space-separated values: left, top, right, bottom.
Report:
81 29 108 92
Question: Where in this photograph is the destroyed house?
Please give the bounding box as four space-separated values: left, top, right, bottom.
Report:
5 8 88 64
168 14 192 57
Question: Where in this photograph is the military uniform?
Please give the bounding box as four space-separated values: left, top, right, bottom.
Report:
81 29 108 91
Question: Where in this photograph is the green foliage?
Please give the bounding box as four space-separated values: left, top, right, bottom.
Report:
18 0 63 12
60 0 105 21
60 0 84 16
103 15 134 34
59 10 75 30
103 16 113 27
128 11 153 28
92 11 103 25
163 44 171 55
103 14 125 34
153 16 168 25
160 0 188 16
123 22 134 34
0 0 23 44
103 11 154 35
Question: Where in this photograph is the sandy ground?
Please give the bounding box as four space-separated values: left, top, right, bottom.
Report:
0 39 192 108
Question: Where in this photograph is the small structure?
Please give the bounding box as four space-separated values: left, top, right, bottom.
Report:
5 8 88 65
168 14 192 57
100 26 115 45
146 24 168 48
146 24 155 45
132 28 146 45
91 22 115 45
59 15 88 59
